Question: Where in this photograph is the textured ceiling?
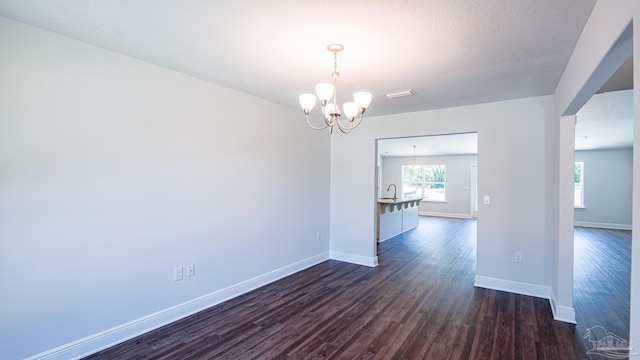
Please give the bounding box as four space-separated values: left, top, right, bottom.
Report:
0 0 600 117
576 89 634 151
1 1 631 152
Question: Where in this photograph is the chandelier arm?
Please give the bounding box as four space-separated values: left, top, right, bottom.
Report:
336 118 354 134
350 113 365 129
335 113 364 133
337 123 351 134
305 114 329 130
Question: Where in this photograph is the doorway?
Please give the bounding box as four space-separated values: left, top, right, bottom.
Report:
572 85 633 343
559 19 634 348
375 133 478 261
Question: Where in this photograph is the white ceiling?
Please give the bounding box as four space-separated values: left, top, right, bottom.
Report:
0 1 632 153
0 0 599 117
576 89 634 151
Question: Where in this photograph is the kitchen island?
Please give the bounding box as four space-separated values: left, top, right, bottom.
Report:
377 196 423 242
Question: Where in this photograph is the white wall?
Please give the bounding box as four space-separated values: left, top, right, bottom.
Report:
330 96 554 294
574 149 633 229
553 0 638 346
0 17 331 360
635 17 640 356
381 155 477 218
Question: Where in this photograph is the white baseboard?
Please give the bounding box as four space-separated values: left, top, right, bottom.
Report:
419 211 473 219
474 276 578 323
330 250 378 267
553 306 577 324
574 221 631 230
474 275 551 299
549 288 576 324
27 251 331 360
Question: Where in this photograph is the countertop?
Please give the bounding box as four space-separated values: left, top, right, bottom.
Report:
377 196 424 204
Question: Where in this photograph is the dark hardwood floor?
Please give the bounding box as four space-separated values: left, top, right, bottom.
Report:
573 226 631 356
84 218 631 359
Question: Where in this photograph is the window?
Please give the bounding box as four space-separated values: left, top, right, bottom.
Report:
574 161 584 208
424 165 446 201
402 164 446 201
402 165 423 197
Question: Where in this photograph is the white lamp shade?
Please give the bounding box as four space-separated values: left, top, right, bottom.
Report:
343 102 358 119
315 83 334 101
324 103 338 118
354 91 372 109
299 93 317 110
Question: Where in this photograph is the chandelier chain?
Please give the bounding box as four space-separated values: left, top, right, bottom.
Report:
332 50 339 79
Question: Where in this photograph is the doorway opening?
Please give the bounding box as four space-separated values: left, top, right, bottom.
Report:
572 58 633 343
375 133 478 264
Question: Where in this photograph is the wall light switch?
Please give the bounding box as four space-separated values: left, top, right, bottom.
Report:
174 266 183 281
187 264 195 277
483 195 491 205
514 252 523 263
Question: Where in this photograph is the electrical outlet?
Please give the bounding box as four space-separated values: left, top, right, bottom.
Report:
316 232 321 241
187 264 195 277
514 252 523 263
174 266 183 281
483 195 491 205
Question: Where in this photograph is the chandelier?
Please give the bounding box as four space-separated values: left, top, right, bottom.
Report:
299 44 372 134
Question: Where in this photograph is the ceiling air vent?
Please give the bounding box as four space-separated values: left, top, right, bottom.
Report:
384 89 416 99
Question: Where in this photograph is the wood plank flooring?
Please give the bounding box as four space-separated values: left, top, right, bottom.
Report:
84 218 631 359
573 226 631 355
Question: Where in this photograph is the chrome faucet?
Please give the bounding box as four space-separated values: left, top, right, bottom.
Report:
387 184 397 200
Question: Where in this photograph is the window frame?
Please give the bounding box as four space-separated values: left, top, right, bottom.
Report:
401 164 446 202
574 161 585 208
423 164 446 202
401 165 423 198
